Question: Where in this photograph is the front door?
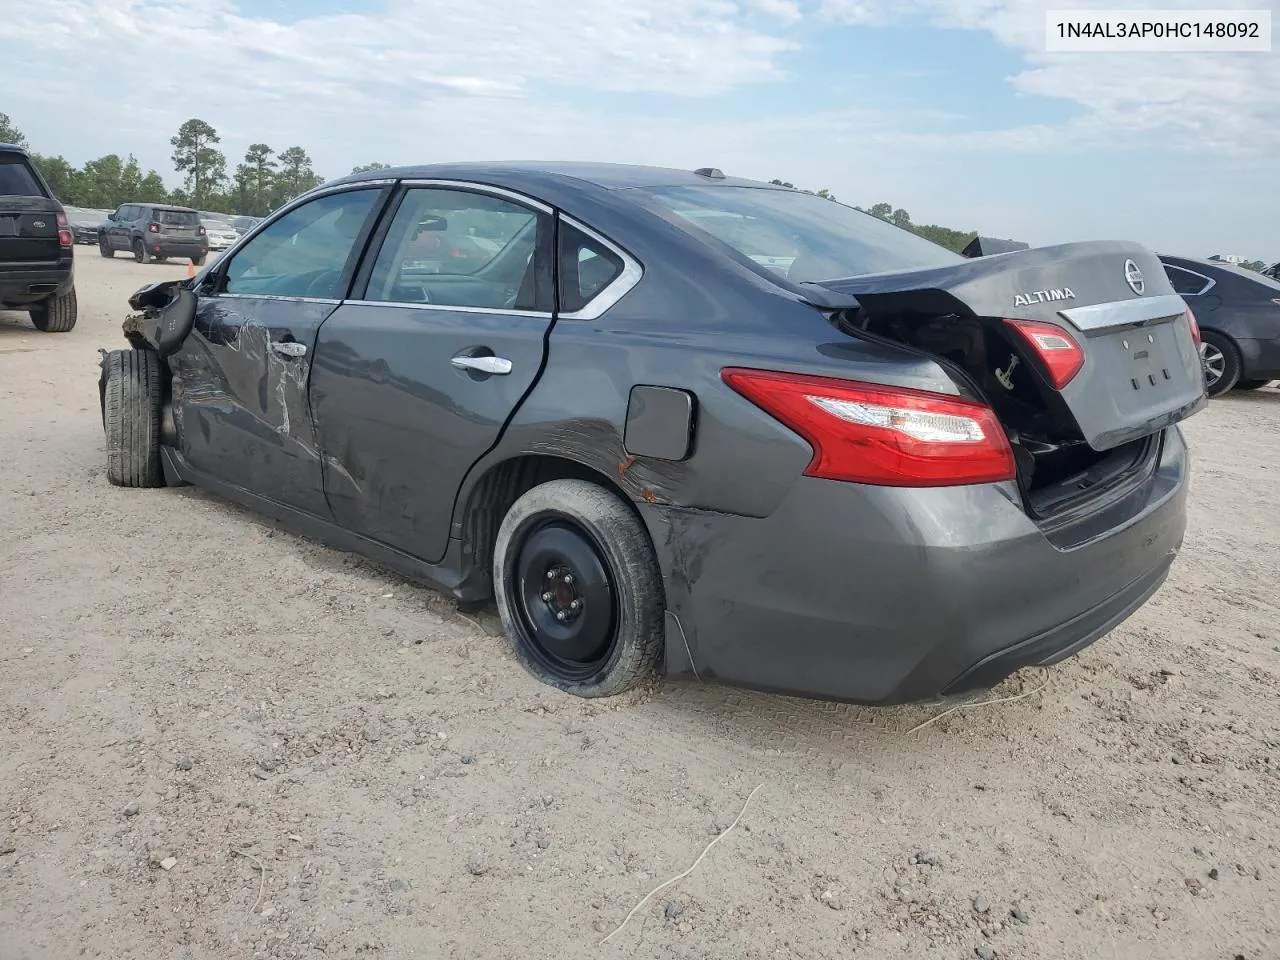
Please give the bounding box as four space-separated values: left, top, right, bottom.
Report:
169 186 387 517
309 182 556 563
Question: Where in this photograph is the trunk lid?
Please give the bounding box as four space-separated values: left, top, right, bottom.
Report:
0 195 62 263
809 241 1205 452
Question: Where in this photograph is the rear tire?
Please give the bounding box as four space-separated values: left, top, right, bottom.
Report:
1234 379 1272 391
29 288 78 333
102 348 164 488
191 254 206 267
133 239 147 264
493 479 665 698
1199 331 1241 397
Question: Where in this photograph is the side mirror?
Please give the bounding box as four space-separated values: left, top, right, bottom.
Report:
106 212 117 221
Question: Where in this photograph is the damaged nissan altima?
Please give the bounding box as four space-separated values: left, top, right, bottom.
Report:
98 162 1206 704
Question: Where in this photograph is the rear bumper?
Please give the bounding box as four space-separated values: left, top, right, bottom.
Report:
642 426 1188 705
146 239 208 258
0 259 74 306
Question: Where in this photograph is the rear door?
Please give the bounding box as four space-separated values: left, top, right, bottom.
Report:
169 185 387 517
156 208 199 242
0 152 61 264
309 181 555 563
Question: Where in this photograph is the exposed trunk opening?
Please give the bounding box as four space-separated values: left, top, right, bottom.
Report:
830 308 1152 513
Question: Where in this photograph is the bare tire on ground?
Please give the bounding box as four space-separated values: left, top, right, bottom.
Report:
29 288 78 333
493 478 665 698
102 348 164 488
1234 380 1272 391
133 239 147 264
1200 330 1241 397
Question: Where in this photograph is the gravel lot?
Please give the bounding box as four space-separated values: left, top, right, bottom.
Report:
2 247 1279 960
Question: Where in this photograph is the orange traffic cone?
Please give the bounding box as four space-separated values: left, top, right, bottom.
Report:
186 258 196 279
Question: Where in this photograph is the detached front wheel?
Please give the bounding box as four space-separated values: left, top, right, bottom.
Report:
493 479 665 698
101 348 164 487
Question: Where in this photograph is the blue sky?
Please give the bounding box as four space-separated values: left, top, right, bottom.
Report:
1 0 1275 260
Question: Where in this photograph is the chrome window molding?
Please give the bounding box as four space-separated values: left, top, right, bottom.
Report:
558 215 644 321
1164 265 1215 297
218 293 342 305
1058 293 1188 332
398 179 554 215
343 300 552 319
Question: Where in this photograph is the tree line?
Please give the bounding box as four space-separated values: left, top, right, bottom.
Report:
2 111 386 218
770 178 978 253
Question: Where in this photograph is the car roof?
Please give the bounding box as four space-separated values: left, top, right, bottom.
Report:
337 160 782 192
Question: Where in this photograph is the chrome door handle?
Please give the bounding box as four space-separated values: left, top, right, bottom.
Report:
451 355 512 375
271 341 307 358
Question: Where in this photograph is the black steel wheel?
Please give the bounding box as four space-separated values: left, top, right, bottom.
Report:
493 479 664 697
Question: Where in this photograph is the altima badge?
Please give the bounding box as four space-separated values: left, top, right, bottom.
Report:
1013 287 1075 307
1124 259 1145 295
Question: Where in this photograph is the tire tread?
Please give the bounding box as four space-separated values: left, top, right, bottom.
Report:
103 349 164 487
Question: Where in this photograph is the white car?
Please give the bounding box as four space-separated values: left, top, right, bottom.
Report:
202 220 240 251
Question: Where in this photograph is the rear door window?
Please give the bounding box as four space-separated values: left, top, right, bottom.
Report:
363 186 546 310
156 209 199 227
0 155 47 197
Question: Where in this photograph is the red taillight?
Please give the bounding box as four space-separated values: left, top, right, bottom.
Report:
721 368 1016 487
1004 318 1084 389
197 226 206 236
1184 305 1201 347
147 222 160 233
56 211 72 248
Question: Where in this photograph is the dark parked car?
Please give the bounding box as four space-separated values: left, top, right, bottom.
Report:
0 143 77 332
1159 254 1280 395
97 163 1205 704
99 202 209 265
64 205 110 244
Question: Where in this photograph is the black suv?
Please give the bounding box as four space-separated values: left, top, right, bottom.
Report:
99 203 209 265
0 143 77 332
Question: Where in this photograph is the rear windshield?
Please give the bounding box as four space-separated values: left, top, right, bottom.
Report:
0 154 47 198
632 184 964 283
154 209 199 226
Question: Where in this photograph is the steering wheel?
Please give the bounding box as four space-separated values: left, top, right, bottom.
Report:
302 270 339 298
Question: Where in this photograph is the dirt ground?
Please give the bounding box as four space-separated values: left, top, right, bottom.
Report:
2 247 1278 960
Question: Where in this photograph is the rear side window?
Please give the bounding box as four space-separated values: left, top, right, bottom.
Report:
558 223 624 314
1165 266 1211 296
155 209 199 226
0 154 47 197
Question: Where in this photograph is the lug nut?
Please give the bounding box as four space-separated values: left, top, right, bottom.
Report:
570 599 581 611
555 611 567 622
546 570 557 581
541 591 553 602
563 573 575 585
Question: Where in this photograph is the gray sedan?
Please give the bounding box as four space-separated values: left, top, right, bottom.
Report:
97 162 1205 704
